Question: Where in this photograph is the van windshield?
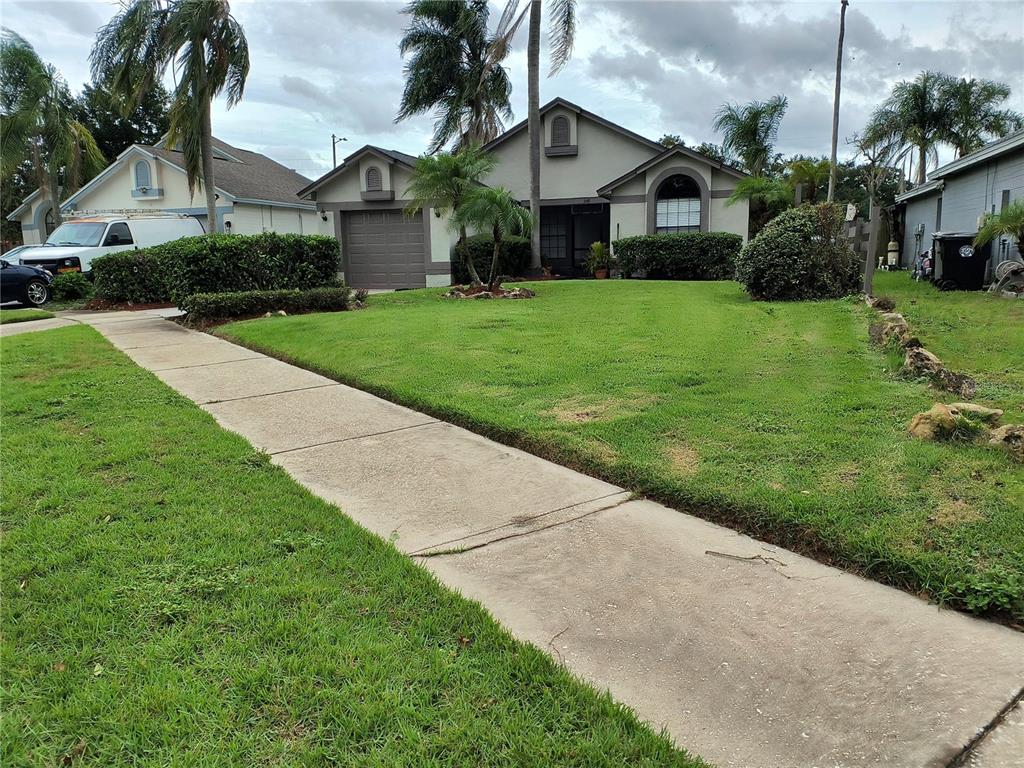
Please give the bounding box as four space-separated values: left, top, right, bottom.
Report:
46 222 107 247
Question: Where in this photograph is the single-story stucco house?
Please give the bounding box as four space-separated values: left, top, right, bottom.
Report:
8 137 331 244
895 129 1023 273
299 97 750 289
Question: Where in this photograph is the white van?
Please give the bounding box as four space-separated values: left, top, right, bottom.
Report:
18 211 205 274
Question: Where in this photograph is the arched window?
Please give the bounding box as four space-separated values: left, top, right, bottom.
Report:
44 207 56 236
551 115 570 147
655 175 701 233
134 160 151 190
365 166 382 192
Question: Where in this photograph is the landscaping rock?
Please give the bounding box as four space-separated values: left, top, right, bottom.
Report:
908 403 960 441
875 312 910 345
988 424 1024 462
902 347 977 399
950 403 1003 424
903 347 944 376
870 296 896 312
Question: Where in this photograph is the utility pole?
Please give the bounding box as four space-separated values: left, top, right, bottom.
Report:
827 0 849 202
332 134 348 168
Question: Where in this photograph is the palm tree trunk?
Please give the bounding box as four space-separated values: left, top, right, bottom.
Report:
826 0 848 202
916 143 927 186
459 224 482 286
201 100 218 233
488 225 502 290
38 146 62 231
527 0 542 272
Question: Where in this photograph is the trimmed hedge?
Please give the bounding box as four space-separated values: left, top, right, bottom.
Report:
452 234 531 284
179 286 352 322
93 233 341 304
613 232 742 280
51 271 93 301
735 203 861 301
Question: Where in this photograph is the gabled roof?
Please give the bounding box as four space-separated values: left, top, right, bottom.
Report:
6 189 42 221
930 129 1024 181
298 144 420 199
482 97 665 154
894 178 943 204
596 144 747 197
58 137 316 210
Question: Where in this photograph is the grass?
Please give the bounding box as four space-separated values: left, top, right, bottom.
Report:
219 278 1024 622
0 308 54 324
1 326 704 768
873 271 1024 421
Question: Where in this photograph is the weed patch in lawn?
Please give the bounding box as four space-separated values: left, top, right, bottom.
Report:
1 326 704 767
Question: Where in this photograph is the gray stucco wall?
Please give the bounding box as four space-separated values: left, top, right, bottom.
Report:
901 191 941 267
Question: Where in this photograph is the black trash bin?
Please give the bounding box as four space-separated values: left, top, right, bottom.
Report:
933 232 991 291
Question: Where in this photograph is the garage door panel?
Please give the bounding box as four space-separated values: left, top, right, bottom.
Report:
344 209 426 289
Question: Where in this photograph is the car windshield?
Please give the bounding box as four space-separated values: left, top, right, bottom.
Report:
46 222 107 247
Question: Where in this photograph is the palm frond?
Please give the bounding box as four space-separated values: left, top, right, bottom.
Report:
547 0 576 75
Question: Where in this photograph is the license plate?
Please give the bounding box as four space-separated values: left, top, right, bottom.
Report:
57 266 81 273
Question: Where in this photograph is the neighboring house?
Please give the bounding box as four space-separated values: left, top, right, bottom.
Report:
300 97 750 289
7 137 331 244
895 129 1024 269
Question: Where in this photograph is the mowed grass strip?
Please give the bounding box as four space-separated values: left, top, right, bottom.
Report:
1 326 703 768
0 308 54 324
220 279 1024 621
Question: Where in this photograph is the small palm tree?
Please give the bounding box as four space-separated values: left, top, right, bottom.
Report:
452 186 531 290
1 29 105 229
405 146 497 286
397 0 518 153
940 77 1023 158
712 95 788 177
90 0 249 232
786 158 831 204
975 200 1024 251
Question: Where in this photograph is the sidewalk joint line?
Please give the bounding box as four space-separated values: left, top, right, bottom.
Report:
946 686 1024 768
268 420 439 455
150 355 266 372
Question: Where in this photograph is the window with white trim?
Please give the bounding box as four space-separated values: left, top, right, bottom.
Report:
134 160 151 189
655 175 701 233
365 166 382 191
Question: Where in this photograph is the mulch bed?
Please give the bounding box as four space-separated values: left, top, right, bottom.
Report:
444 284 536 300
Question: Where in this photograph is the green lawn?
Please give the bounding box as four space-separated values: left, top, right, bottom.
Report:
874 271 1024 420
220 279 1024 621
1 326 702 767
0 308 54 324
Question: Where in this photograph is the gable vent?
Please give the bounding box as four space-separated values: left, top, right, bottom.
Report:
366 166 382 192
551 115 570 147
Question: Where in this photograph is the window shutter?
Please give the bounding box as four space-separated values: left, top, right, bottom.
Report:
366 166 382 191
551 116 570 146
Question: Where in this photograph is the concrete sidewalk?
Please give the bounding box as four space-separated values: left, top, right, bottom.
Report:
62 311 1024 767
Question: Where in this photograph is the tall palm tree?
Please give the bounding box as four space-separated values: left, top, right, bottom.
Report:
515 0 575 269
404 145 497 286
712 95 788 177
940 77 1023 158
1 29 105 230
90 0 249 233
865 71 946 185
397 0 518 153
452 185 531 290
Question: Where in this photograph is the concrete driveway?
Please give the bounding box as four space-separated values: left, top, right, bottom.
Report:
38 310 1024 768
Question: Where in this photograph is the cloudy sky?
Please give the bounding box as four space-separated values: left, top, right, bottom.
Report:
3 0 1022 180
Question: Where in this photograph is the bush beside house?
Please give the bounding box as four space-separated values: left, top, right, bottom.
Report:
452 234 530 284
93 233 341 304
179 286 352 322
613 232 742 280
735 203 861 301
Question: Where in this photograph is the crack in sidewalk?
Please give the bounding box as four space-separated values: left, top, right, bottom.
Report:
946 687 1024 768
412 492 635 558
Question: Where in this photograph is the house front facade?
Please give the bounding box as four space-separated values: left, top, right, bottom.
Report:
300 98 750 289
8 137 331 245
896 130 1024 271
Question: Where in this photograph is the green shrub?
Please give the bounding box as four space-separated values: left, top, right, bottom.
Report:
51 271 94 301
735 203 862 301
452 234 531 284
586 242 611 274
180 286 352 322
612 232 742 280
92 233 341 304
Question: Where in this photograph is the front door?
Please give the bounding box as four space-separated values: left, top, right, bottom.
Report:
571 204 609 275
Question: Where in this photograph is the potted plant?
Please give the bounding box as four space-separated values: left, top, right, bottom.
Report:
587 241 612 279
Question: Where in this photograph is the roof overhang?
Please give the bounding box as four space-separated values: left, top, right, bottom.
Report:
596 145 747 197
6 189 41 221
298 145 416 199
930 130 1024 181
894 179 944 204
233 197 315 211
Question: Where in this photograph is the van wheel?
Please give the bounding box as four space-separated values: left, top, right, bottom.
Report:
23 279 49 307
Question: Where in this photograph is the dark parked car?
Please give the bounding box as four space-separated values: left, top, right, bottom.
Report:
1 259 53 307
